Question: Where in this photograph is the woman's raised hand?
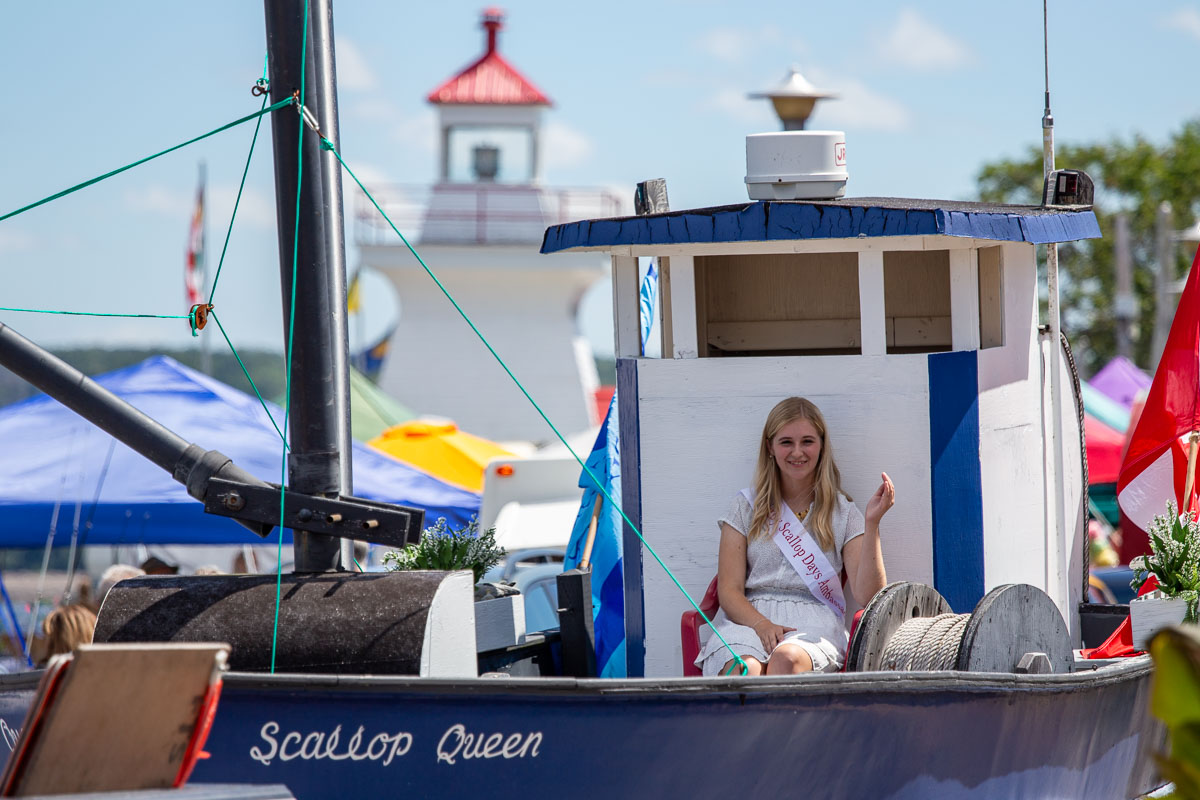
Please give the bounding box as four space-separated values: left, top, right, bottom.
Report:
865 471 896 526
752 618 796 652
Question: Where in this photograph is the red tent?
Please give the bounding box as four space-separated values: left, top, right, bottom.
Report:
1086 413 1126 485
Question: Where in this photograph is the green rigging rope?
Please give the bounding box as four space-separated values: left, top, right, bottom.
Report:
271 0 312 676
324 139 749 677
0 99 292 225
209 311 289 447
0 307 189 320
208 92 270 305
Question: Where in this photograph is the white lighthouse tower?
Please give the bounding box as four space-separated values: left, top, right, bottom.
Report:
360 8 622 443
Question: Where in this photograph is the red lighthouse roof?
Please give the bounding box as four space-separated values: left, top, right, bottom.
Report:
427 8 552 106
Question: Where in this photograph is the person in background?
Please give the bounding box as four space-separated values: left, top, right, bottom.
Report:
94 564 145 612
139 556 178 575
193 565 223 576
33 604 96 668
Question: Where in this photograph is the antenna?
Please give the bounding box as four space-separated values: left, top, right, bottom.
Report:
1041 0 1071 627
1042 0 1054 176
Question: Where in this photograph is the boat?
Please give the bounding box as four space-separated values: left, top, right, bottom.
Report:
0 1 1170 797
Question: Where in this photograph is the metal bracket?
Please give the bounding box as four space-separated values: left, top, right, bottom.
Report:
203 477 424 548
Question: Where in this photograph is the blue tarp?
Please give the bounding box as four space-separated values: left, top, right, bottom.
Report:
0 356 480 547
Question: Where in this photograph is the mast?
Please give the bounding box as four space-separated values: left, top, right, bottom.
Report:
1041 0 1070 617
264 0 352 572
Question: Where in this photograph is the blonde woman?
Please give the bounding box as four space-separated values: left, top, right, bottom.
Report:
695 397 894 677
34 604 96 668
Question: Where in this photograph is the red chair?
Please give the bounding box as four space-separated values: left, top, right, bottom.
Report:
681 576 721 676
680 574 864 675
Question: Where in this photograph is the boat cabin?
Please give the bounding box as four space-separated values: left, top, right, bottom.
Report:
543 194 1101 677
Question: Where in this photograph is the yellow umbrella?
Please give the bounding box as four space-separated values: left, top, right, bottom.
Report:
368 419 514 492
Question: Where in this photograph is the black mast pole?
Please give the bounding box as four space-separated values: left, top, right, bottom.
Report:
264 0 350 573
310 0 355 568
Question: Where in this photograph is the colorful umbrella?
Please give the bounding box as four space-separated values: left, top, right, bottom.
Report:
368 419 514 493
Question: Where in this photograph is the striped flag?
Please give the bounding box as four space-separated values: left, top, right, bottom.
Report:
184 169 205 306
564 257 660 677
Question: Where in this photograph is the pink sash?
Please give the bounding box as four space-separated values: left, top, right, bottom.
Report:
741 489 845 618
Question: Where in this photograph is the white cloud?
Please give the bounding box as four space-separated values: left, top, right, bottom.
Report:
124 185 192 217
0 229 35 253
1162 7 1200 40
340 162 393 187
124 183 275 230
542 120 593 169
348 99 435 156
806 71 912 133
702 88 777 127
209 185 276 230
393 109 437 155
642 69 693 90
335 37 377 92
696 25 782 64
877 9 971 71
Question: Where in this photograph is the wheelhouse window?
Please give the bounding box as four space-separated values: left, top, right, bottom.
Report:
696 252 861 357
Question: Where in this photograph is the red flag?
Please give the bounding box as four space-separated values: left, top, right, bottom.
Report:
1116 247 1200 535
184 176 205 307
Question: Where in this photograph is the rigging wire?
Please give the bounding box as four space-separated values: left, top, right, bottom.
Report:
64 437 118 602
25 428 76 663
0 307 190 321
0 99 292 225
208 89 271 305
210 311 288 447
0 568 29 667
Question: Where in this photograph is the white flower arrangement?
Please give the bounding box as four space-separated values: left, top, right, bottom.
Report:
1130 500 1200 624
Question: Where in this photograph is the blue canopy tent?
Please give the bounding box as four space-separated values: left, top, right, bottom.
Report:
0 356 480 547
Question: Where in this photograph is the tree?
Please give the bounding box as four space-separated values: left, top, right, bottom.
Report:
976 121 1200 374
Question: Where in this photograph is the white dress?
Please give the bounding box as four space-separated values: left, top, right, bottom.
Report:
695 491 865 675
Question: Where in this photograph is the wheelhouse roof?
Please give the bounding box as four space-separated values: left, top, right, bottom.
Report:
540 197 1100 254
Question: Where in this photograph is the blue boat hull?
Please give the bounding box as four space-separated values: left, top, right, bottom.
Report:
0 659 1163 798
191 660 1161 799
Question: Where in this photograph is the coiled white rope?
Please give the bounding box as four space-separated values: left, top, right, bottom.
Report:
880 613 970 671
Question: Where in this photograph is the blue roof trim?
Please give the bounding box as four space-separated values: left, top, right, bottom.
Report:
540 201 1101 253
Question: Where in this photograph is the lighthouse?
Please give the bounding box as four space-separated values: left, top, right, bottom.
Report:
359 8 622 443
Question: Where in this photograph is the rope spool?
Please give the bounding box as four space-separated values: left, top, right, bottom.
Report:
880 612 969 671
847 581 951 672
849 582 1074 674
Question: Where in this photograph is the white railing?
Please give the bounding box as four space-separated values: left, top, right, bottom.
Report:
354 183 625 246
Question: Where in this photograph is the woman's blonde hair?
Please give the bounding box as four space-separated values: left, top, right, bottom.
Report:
747 397 850 552
36 603 96 667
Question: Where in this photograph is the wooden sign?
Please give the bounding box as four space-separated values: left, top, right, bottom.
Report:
1 642 229 796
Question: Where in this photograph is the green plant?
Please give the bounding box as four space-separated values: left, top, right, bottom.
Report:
382 517 505 585
1149 626 1200 798
1132 500 1200 623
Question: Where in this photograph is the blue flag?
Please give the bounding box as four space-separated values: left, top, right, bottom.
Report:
564 258 658 677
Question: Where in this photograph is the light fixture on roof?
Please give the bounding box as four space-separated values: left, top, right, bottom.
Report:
744 67 846 201
748 67 837 131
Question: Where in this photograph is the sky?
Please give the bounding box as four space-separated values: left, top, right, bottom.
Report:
2 1 1200 362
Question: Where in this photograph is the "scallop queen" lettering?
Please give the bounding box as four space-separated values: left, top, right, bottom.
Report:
249 721 543 768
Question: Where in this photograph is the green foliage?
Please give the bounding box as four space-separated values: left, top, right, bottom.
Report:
382 517 505 584
976 120 1200 373
1132 501 1200 623
1149 626 1200 798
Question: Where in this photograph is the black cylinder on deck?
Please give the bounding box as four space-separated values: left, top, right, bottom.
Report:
95 573 451 674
